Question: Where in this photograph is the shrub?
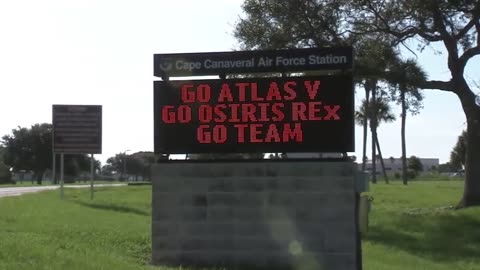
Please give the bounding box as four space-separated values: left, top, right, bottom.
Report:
407 170 417 180
0 163 12 184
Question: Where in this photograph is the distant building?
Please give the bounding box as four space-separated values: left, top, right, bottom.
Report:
360 157 439 175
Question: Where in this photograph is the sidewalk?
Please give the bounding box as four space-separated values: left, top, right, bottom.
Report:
0 184 127 198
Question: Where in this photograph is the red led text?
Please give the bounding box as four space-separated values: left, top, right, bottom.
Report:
160 79 343 144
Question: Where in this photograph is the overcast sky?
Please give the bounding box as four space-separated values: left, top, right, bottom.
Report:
0 0 478 164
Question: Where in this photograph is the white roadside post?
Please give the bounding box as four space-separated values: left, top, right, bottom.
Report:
90 153 94 200
52 152 56 185
60 153 64 199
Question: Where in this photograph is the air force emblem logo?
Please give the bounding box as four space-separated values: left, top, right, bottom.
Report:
159 62 172 71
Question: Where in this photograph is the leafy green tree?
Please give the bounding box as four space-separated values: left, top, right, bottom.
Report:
0 146 5 162
2 124 52 184
0 163 11 184
450 130 467 170
387 58 427 185
438 162 460 173
136 152 156 181
2 124 99 184
351 0 480 207
234 0 480 207
408 155 424 178
106 153 125 180
126 152 156 181
234 1 397 182
126 155 143 181
0 146 12 184
101 164 115 176
234 0 352 50
106 151 157 181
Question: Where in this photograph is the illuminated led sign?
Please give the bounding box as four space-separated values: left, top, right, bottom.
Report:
154 75 353 154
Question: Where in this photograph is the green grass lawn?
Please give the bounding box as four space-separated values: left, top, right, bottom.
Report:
363 181 480 270
0 181 479 270
0 186 156 270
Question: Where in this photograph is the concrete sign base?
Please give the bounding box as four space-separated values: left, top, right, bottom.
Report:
151 160 360 270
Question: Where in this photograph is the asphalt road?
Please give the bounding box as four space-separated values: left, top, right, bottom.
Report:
0 184 127 198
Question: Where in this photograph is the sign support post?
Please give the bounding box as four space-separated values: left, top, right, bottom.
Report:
52 152 56 185
60 153 64 199
90 153 94 200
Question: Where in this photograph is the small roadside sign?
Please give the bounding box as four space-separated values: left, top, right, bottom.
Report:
52 105 102 154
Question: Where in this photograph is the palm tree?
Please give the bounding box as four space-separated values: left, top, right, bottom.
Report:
354 37 399 173
387 58 427 185
356 97 396 183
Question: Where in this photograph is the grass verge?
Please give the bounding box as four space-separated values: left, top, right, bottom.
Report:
363 181 480 270
0 181 479 269
0 186 157 270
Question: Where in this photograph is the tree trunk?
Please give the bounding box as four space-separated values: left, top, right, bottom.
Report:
371 126 377 183
35 171 43 185
370 81 377 183
401 90 408 185
362 86 371 172
458 94 480 207
375 135 389 183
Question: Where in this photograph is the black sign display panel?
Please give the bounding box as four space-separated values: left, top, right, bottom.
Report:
154 47 353 78
52 105 102 154
154 75 353 154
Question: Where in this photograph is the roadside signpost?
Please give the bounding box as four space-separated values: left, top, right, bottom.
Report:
52 105 102 199
152 47 361 270
154 47 354 155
